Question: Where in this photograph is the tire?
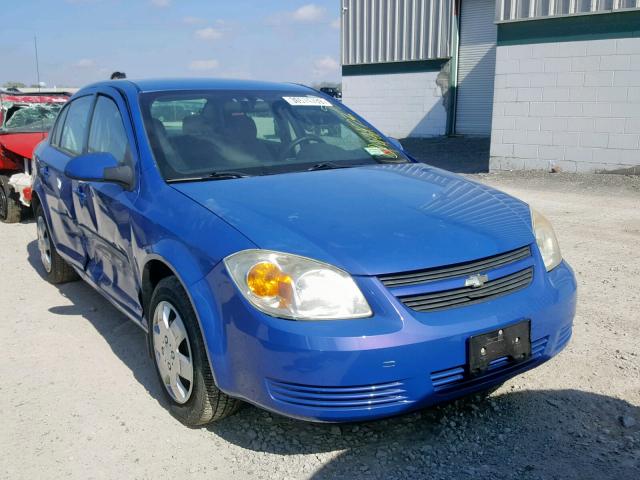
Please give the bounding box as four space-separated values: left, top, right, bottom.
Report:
21 202 33 221
35 205 78 284
148 276 241 426
0 175 22 223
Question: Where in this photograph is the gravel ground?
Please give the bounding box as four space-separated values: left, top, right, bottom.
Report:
1 171 639 480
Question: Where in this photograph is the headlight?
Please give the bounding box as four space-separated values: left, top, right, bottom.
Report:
531 208 562 271
223 250 372 320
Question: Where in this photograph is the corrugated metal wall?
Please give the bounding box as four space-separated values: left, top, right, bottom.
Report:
496 0 640 22
341 0 454 65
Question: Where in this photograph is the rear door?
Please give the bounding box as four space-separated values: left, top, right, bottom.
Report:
38 94 94 269
71 89 142 317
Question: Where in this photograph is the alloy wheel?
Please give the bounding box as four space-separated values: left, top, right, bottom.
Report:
37 216 52 273
152 301 194 404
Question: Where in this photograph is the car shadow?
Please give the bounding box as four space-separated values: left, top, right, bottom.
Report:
26 239 167 408
209 389 638 479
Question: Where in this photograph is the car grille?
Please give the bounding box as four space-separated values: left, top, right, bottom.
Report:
430 336 549 394
377 245 534 312
379 246 531 287
398 267 533 312
266 378 410 410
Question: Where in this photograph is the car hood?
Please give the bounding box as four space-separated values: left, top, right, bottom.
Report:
0 132 47 159
172 164 535 275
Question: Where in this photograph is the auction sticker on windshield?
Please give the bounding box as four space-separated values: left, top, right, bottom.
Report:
283 96 333 107
364 146 398 158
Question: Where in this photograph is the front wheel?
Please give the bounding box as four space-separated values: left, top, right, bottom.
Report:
148 276 241 426
35 205 78 284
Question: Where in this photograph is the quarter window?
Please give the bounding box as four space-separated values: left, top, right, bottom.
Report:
59 95 93 155
88 96 130 165
50 104 70 147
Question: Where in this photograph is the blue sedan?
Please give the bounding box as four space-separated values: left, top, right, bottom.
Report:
32 79 576 425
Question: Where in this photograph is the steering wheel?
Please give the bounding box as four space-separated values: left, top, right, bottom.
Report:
280 134 326 159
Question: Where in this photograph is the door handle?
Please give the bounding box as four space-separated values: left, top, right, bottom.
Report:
73 185 87 205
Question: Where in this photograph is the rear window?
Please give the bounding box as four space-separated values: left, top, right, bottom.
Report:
150 99 206 134
88 95 130 165
50 104 69 147
3 104 62 133
59 95 93 155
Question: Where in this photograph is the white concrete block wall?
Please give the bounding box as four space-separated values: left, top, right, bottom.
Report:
490 37 640 173
342 71 447 138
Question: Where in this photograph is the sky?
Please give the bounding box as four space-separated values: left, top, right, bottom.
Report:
1 0 341 88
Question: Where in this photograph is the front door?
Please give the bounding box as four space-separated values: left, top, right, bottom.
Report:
71 89 142 318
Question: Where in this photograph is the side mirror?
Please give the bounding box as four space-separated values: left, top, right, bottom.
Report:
64 152 133 189
387 137 405 152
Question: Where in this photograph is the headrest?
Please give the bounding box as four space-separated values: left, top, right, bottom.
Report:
226 114 257 141
183 114 209 136
202 100 217 118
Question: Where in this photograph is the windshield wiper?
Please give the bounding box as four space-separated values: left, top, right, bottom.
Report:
306 162 353 171
167 171 252 183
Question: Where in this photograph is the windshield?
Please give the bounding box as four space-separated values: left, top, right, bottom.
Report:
140 90 408 181
2 103 62 132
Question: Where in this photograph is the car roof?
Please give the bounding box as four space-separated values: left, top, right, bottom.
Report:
79 78 313 94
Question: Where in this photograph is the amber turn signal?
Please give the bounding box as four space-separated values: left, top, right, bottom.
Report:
247 262 292 298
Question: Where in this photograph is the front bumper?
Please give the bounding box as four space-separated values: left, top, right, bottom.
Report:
198 259 577 422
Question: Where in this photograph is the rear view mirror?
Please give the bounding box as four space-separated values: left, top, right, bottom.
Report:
64 152 133 189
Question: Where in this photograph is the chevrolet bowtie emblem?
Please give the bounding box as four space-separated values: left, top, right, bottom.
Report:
465 273 489 288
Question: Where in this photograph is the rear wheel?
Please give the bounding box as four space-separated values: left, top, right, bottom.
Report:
148 276 241 426
0 175 21 223
35 205 78 283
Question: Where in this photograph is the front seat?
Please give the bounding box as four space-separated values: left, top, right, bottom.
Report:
149 118 190 173
183 114 210 137
223 114 272 163
183 101 220 138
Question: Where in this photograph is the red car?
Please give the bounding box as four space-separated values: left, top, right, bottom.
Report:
0 90 69 222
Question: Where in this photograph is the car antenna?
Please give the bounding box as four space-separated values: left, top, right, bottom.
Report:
34 35 41 93
34 35 45 136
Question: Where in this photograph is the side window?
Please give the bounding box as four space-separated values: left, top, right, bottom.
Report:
59 95 93 155
50 104 69 147
88 96 130 165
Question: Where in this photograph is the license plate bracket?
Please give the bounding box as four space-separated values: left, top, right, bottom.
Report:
468 320 531 376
